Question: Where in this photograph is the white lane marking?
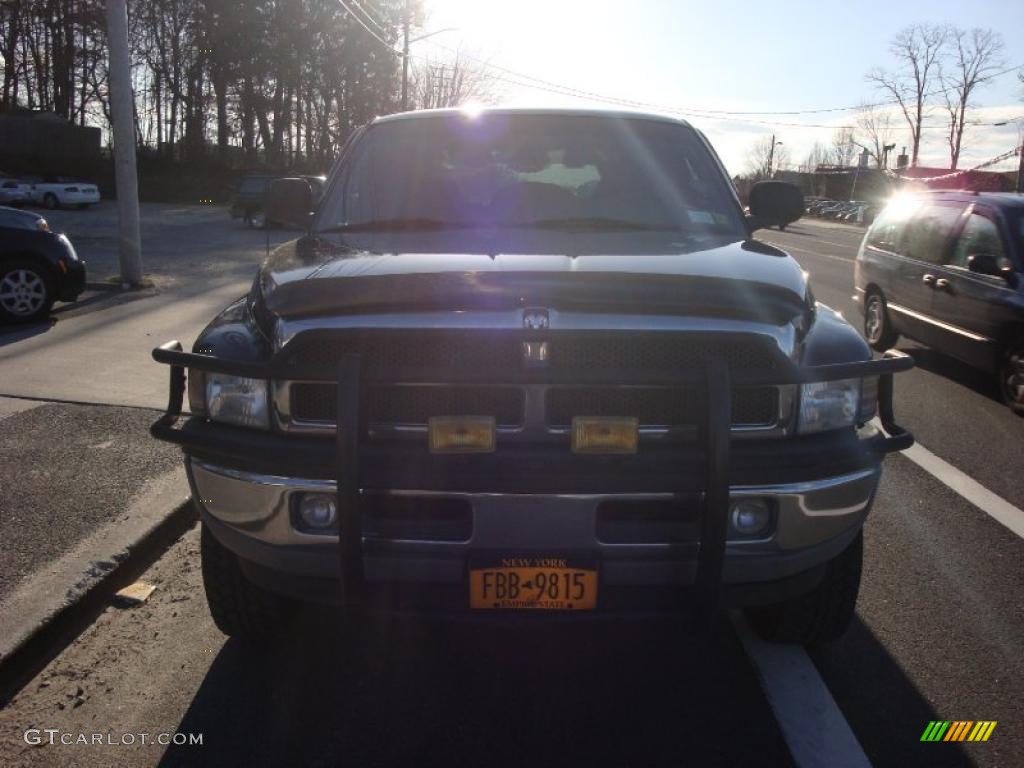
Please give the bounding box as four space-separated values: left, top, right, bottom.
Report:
762 241 855 264
732 614 872 768
809 236 865 251
899 437 1024 541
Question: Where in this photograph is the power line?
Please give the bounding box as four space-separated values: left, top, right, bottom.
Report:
333 3 1023 132
347 0 388 34
336 0 397 50
427 41 1021 121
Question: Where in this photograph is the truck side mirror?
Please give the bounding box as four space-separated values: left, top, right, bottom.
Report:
265 178 314 230
747 181 804 232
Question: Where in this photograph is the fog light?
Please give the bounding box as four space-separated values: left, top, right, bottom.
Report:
298 493 337 530
428 416 496 453
729 498 772 538
571 416 639 454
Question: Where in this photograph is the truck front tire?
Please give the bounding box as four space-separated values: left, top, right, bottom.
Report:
743 531 863 646
201 522 296 642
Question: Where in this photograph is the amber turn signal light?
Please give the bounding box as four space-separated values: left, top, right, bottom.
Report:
571 416 639 454
428 416 496 453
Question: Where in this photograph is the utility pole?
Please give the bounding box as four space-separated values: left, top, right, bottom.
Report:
766 134 776 180
1017 141 1023 194
105 0 142 286
401 0 410 111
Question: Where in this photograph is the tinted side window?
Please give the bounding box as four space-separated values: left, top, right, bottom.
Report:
901 204 964 264
949 212 1009 270
867 199 920 252
239 178 267 194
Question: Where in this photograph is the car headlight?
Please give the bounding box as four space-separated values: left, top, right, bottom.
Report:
196 372 269 429
797 378 860 434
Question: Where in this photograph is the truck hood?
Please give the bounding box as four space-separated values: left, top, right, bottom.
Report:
255 236 811 325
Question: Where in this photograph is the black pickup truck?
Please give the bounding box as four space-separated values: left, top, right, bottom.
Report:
152 108 912 645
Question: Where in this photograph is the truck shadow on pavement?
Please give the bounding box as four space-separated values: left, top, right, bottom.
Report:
0 319 54 347
159 611 794 768
157 607 973 768
811 616 976 768
903 346 1002 405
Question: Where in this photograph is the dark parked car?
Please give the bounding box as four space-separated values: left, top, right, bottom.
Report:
855 191 1024 413
229 174 326 228
0 206 85 322
152 108 912 646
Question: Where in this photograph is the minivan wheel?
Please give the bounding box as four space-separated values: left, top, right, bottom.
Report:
43 193 59 210
864 291 898 351
201 523 296 642
744 532 862 646
999 341 1024 416
0 261 55 323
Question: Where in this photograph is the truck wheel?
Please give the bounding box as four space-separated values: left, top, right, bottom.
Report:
999 340 1024 416
0 260 55 323
200 523 295 642
744 531 862 646
43 193 59 210
864 291 898 352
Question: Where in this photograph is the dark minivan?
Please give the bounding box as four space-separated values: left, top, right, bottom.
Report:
229 174 326 228
855 191 1024 413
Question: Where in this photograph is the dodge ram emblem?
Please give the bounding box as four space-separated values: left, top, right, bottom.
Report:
522 309 549 330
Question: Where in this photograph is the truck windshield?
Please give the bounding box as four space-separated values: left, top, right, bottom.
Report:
315 113 746 254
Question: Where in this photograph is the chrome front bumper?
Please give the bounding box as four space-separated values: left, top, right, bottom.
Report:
188 457 880 588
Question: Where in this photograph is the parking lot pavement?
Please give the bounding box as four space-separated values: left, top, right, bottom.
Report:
35 201 290 285
0 205 293 408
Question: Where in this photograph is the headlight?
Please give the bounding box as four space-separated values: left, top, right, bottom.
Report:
203 373 269 428
797 378 859 433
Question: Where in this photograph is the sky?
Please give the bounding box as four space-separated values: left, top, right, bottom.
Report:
416 0 1024 176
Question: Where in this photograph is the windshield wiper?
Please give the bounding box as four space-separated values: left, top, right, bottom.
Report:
318 216 698 237
318 218 476 234
505 216 689 232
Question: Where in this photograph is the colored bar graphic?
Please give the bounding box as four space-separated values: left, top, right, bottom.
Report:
922 720 996 742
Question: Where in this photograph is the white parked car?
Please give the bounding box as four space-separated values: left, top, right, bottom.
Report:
27 177 100 209
0 179 32 206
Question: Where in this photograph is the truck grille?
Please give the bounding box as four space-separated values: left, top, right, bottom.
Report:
289 384 778 428
281 332 785 433
292 384 524 426
281 333 778 375
545 386 778 427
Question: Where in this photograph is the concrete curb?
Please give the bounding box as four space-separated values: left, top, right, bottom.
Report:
0 467 197 704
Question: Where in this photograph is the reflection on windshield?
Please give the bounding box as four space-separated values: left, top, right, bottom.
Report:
316 114 745 253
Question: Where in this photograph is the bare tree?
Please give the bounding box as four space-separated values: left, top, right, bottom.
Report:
854 102 895 168
745 135 790 179
941 27 1005 169
412 49 500 110
867 24 947 167
799 141 831 172
830 127 858 167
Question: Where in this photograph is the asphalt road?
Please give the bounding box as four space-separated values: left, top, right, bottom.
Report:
1 215 1023 767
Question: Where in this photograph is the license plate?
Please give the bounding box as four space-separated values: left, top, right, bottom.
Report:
469 558 598 610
